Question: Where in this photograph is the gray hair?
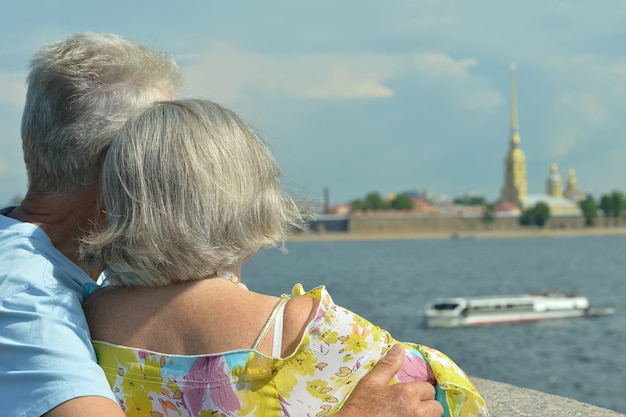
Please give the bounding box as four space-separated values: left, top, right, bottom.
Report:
21 32 183 197
81 99 307 287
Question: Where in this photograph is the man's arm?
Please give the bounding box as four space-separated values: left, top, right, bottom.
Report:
43 345 442 417
0 277 119 416
43 397 125 417
336 344 444 417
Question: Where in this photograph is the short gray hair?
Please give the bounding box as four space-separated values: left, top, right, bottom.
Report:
21 32 183 197
81 99 307 287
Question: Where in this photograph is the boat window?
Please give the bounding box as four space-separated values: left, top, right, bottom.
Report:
433 303 459 310
469 301 534 311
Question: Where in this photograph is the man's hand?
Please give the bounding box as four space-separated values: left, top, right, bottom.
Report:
336 344 444 417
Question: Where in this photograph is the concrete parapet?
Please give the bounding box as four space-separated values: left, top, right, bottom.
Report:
472 378 624 416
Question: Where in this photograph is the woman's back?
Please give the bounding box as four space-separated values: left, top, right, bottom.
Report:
86 283 483 417
85 277 315 357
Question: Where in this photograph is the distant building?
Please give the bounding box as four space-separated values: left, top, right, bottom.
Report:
546 163 563 199
564 168 586 202
498 63 582 217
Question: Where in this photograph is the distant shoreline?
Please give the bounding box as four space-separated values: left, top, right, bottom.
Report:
289 227 626 242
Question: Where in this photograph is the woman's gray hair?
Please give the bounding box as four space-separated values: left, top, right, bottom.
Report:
81 99 307 287
21 32 183 197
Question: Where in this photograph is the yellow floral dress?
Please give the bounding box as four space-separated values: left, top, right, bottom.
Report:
93 285 488 417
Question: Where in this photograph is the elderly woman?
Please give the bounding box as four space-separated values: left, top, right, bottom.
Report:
81 99 488 417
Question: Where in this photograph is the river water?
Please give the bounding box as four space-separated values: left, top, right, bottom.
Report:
243 235 626 413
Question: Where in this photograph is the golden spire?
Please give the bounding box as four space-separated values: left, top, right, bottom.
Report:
500 61 527 205
510 62 520 145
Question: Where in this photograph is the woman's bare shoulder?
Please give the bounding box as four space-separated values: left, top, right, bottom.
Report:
281 294 320 356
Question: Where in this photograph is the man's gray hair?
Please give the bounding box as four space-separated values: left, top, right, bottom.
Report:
81 99 307 287
21 32 183 197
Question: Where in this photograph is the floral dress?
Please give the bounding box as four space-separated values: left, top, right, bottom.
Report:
93 284 488 417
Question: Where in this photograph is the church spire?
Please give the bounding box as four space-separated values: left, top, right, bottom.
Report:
500 62 527 205
510 62 521 145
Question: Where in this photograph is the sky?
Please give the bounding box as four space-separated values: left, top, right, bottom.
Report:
1 0 626 208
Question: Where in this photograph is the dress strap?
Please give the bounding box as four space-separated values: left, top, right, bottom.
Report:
251 295 290 355
271 297 287 358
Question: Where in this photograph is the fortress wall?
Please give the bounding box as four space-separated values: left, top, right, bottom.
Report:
346 213 588 234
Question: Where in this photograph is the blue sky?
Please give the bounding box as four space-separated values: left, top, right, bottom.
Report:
1 0 626 207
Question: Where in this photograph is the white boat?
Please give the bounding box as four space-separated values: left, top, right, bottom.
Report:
423 290 591 327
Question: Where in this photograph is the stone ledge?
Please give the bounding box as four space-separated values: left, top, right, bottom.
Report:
472 378 624 417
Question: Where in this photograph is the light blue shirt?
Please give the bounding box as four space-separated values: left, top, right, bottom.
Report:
0 212 116 416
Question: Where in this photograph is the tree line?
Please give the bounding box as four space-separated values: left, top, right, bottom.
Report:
348 190 626 229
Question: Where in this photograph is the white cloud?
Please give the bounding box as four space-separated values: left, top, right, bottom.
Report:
181 42 396 102
281 65 393 99
0 158 9 175
410 53 476 79
550 125 589 159
0 71 26 107
592 61 626 97
528 55 626 161
461 88 503 113
547 93 609 158
180 42 500 117
407 53 502 114
558 93 608 126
